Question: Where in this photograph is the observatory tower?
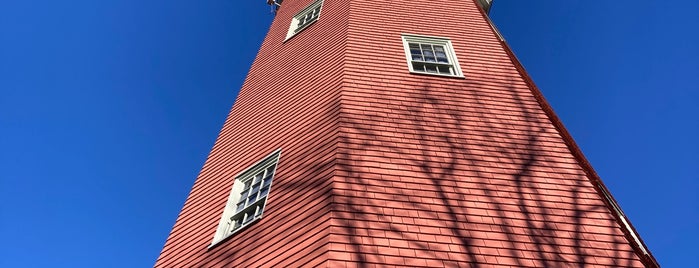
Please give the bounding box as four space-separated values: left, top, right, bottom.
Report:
155 1 658 267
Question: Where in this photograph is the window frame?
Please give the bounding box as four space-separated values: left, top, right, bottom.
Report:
285 0 324 41
401 34 464 78
209 149 282 248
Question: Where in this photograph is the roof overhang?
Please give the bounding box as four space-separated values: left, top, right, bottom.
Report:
476 0 493 14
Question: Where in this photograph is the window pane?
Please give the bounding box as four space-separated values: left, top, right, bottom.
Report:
409 43 421 52
422 45 436 62
259 186 269 197
255 204 265 216
412 62 426 72
410 44 423 60
263 175 273 186
435 47 449 63
232 217 243 230
240 190 249 200
251 182 261 194
244 211 254 223
438 65 453 74
248 194 257 205
236 202 246 213
243 180 252 189
425 65 438 73
411 50 423 60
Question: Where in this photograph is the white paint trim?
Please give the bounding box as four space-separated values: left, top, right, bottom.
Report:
285 0 324 41
401 34 464 78
210 149 282 248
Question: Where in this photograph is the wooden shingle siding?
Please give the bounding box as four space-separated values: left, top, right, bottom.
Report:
156 0 654 267
330 0 648 267
155 0 349 267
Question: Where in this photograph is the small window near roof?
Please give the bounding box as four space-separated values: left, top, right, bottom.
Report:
401 34 463 77
210 150 281 247
286 0 323 40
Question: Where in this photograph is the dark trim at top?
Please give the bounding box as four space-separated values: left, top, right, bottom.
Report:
475 0 493 14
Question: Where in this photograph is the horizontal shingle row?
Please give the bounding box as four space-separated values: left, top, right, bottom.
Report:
155 0 351 267
156 0 651 267
331 0 646 267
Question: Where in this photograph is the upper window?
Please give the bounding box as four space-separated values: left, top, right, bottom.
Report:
401 34 463 77
285 0 323 40
210 150 281 247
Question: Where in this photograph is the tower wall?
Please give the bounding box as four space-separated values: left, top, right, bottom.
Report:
155 0 349 266
156 0 654 267
328 0 645 267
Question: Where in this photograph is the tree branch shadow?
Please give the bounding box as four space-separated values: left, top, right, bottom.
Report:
332 75 639 267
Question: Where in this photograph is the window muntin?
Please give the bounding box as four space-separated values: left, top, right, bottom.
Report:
296 4 321 30
286 0 323 40
402 34 463 77
231 164 274 227
210 150 281 247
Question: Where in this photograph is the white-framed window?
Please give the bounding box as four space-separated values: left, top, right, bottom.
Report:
210 149 281 247
285 0 323 40
401 34 463 77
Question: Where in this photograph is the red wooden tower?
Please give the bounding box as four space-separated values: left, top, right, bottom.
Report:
155 1 658 267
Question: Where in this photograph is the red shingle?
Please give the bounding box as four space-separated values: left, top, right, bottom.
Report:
156 0 654 267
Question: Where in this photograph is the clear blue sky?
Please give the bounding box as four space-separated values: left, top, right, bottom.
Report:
0 1 696 267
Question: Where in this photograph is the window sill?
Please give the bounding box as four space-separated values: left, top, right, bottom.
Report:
408 71 465 79
207 216 263 250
